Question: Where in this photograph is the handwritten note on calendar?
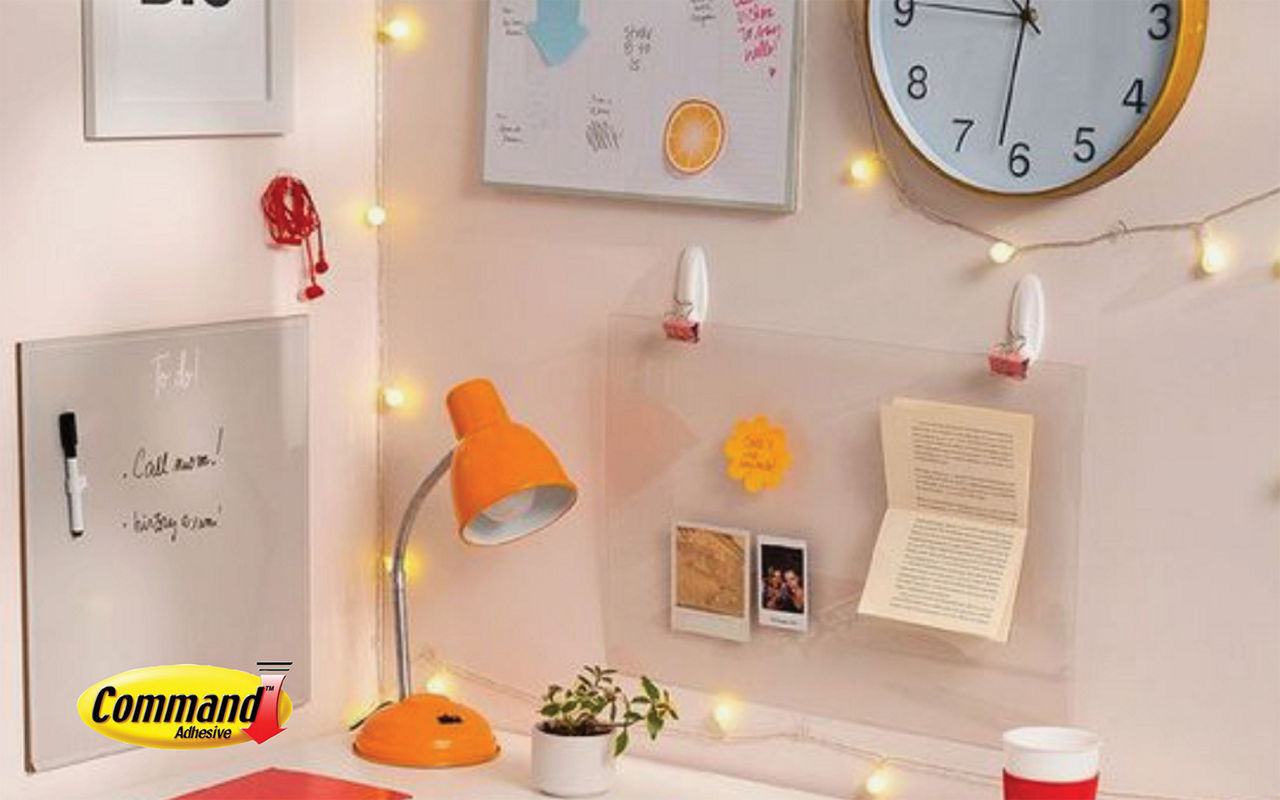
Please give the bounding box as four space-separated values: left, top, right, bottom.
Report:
483 0 801 211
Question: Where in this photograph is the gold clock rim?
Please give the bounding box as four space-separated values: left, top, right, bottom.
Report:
861 0 1210 198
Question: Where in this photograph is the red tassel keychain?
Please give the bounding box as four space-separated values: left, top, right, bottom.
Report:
261 175 330 301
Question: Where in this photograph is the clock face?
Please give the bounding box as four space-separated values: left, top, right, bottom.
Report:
867 0 1201 194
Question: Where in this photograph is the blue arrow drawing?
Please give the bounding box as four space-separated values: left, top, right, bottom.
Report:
526 0 588 67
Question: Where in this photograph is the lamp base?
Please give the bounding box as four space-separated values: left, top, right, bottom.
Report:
353 693 501 768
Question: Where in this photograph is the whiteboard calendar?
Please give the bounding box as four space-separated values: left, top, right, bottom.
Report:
483 0 802 211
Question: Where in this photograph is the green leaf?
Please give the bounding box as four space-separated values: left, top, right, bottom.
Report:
645 711 661 739
539 703 561 717
641 676 659 701
614 729 630 757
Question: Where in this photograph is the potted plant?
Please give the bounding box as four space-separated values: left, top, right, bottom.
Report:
531 665 678 797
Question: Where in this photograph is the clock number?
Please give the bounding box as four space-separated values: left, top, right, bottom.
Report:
1122 78 1148 114
1073 126 1097 163
1008 142 1031 178
894 0 915 27
951 118 975 152
1148 2 1172 40
907 65 928 100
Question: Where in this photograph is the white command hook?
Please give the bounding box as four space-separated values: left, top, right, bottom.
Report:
989 274 1045 380
1011 273 1045 363
663 245 710 343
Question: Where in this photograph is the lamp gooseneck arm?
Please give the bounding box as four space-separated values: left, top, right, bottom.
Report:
391 449 454 701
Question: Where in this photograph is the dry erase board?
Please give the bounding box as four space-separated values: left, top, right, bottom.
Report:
18 317 309 771
483 0 802 210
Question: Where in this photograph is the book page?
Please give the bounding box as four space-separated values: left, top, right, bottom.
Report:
882 398 1033 527
858 509 1026 641
859 399 1034 642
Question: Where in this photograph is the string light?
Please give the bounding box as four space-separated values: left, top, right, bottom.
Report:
863 761 891 797
381 385 406 409
841 6 1279 275
382 550 421 581
711 698 737 734
425 670 452 697
988 240 1018 265
848 154 880 187
1197 234 1229 276
380 18 411 42
365 204 388 227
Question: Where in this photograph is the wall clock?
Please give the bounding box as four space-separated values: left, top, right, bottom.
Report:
865 0 1208 195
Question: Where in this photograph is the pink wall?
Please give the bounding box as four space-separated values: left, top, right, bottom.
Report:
0 2 380 798
382 1 1280 798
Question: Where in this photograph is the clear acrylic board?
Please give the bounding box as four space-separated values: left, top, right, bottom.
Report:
604 314 1084 746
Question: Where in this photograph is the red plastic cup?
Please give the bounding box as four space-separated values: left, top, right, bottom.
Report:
1003 727 1100 800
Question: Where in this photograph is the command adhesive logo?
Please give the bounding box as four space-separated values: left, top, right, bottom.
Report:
77 663 293 750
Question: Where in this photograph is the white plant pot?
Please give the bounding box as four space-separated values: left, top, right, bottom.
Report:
530 724 616 797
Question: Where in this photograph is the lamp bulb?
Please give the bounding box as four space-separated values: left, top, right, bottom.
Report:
988 241 1017 265
481 489 537 524
849 154 879 187
365 204 388 227
1199 238 1228 275
864 765 891 797
381 18 411 41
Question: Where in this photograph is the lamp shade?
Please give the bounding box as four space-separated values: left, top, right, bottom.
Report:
446 379 577 545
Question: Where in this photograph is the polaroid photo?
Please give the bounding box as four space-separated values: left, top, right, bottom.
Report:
757 535 809 633
671 522 752 643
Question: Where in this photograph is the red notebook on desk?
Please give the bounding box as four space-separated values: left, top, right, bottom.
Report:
168 768 411 800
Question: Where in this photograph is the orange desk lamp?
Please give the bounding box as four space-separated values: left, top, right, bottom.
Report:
354 378 578 768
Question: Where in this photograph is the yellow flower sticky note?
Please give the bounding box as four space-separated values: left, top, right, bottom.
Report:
723 416 791 493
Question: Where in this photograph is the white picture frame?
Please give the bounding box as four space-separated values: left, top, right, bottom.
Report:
82 0 293 139
757 534 808 633
483 0 803 211
671 521 752 643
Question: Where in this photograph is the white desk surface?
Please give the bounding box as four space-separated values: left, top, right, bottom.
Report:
92 730 838 800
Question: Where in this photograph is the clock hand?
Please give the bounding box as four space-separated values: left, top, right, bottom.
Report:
915 2 1021 20
1006 0 1042 34
998 1 1030 146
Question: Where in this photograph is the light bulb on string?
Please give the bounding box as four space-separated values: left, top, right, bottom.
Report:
863 761 891 798
383 549 422 581
711 698 737 734
380 18 411 42
365 204 388 227
848 153 880 187
988 241 1018 265
1198 234 1229 276
381 385 406 410
425 670 452 697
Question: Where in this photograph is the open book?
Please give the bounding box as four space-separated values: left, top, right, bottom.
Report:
858 398 1034 642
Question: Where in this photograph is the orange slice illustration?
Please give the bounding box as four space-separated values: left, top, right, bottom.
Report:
663 99 725 176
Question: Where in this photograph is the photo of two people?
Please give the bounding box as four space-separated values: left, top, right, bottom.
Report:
758 536 808 632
